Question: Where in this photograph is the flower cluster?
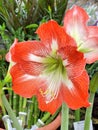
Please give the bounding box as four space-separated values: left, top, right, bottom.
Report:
6 6 98 114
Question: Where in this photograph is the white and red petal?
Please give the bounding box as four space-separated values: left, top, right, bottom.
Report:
11 41 50 63
84 37 98 64
10 64 38 98
6 38 18 62
37 92 62 114
17 61 44 76
10 41 50 76
10 63 52 98
61 70 90 109
37 70 90 114
58 46 86 78
64 5 98 64
36 20 68 50
64 6 89 42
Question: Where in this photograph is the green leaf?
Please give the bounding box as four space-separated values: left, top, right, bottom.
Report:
26 24 38 29
89 72 98 93
38 0 68 23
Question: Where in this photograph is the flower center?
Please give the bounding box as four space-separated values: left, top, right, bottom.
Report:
43 54 65 74
40 53 67 103
77 41 93 53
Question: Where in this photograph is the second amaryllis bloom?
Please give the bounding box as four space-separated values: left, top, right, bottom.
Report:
7 20 90 114
64 5 98 64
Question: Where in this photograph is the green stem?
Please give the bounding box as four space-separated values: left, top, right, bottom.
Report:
46 107 61 125
0 81 6 115
75 109 80 121
8 90 13 108
19 112 27 128
27 97 35 128
13 93 19 115
22 98 27 112
41 112 51 123
33 96 39 124
1 94 23 130
19 96 23 112
1 103 6 115
61 103 69 130
36 112 51 127
84 92 95 130
18 98 27 128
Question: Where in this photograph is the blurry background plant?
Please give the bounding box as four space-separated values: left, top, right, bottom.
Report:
0 0 68 38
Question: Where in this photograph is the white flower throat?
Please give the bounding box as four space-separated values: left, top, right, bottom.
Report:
40 53 69 103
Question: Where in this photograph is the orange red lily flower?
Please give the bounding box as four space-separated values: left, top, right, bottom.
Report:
6 5 98 114
64 5 98 64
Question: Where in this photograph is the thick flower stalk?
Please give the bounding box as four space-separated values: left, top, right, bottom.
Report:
6 20 90 114
64 5 98 64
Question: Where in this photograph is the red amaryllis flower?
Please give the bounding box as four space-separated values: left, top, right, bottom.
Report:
8 20 90 114
64 5 98 64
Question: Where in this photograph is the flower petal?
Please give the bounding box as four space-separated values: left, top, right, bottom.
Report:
64 5 89 42
62 70 90 109
64 5 98 64
17 61 44 76
36 20 68 49
10 40 50 75
6 38 18 62
58 46 86 78
37 71 90 114
37 91 62 114
10 64 38 98
84 37 98 64
11 40 50 63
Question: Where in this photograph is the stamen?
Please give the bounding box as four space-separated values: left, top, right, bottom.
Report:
40 89 55 98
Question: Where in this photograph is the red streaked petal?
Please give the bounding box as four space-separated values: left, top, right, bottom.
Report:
36 20 68 49
64 5 89 41
37 91 62 114
18 61 44 76
66 48 86 78
37 71 90 114
10 64 38 98
84 37 98 64
11 40 49 63
10 41 50 76
58 46 86 78
61 70 90 109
